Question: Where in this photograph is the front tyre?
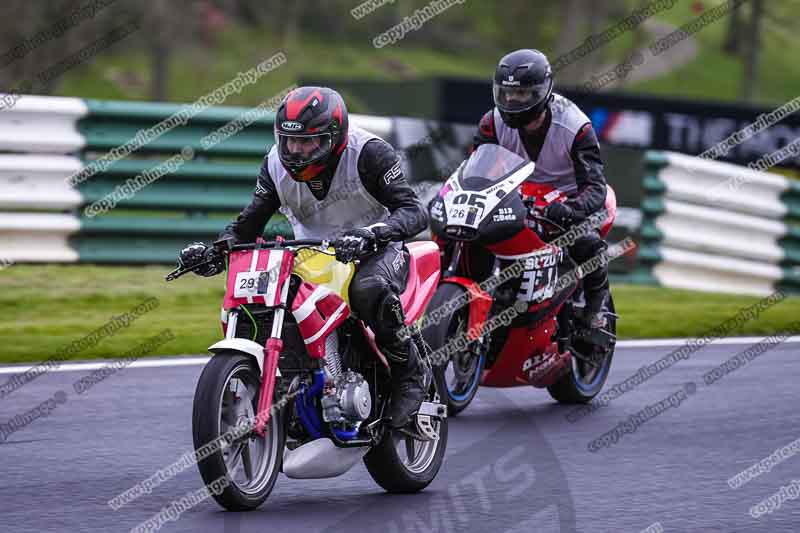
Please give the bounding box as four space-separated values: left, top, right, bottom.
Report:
363 380 448 493
423 283 484 416
547 292 617 404
192 351 285 511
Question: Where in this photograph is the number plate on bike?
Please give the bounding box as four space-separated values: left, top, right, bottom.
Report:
234 270 277 298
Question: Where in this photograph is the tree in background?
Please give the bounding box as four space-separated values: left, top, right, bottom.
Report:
722 0 743 55
2 0 796 107
740 0 764 102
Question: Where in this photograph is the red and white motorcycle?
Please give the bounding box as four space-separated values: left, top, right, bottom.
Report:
166 236 447 510
425 144 619 415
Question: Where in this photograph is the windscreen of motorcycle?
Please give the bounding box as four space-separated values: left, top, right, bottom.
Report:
429 144 534 246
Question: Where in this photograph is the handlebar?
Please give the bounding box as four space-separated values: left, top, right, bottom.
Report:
165 238 334 282
528 212 567 234
226 238 328 251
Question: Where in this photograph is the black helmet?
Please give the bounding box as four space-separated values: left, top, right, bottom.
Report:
493 49 553 129
274 86 349 182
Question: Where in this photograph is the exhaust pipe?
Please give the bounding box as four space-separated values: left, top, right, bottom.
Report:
283 438 368 479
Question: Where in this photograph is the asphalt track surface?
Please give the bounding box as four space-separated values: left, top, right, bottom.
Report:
1 339 799 533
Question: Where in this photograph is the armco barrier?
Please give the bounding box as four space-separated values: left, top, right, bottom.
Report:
638 151 800 295
0 94 391 263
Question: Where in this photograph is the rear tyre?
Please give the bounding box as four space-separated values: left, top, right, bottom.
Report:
363 379 448 492
547 292 617 404
192 351 285 511
423 283 484 416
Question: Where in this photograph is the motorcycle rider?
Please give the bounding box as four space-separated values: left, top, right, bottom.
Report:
178 86 431 436
471 48 610 331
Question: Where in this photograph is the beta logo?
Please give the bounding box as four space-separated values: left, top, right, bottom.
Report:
281 121 304 131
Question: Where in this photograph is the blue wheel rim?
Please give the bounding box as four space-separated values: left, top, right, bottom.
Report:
447 353 483 401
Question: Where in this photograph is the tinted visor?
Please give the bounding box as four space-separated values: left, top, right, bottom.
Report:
493 79 551 113
277 132 332 167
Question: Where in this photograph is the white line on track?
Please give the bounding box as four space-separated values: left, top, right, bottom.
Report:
0 356 210 375
0 336 798 375
616 336 800 348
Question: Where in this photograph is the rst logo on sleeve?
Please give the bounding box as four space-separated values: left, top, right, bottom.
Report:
383 162 402 184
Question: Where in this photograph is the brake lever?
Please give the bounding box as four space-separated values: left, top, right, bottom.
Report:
530 213 567 234
165 267 189 282
164 256 218 282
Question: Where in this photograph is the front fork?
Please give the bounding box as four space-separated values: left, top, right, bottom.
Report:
444 241 463 277
254 278 290 436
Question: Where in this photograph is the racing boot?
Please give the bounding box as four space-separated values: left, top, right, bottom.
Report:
576 274 615 351
386 340 432 438
580 251 610 330
583 284 608 330
373 291 434 439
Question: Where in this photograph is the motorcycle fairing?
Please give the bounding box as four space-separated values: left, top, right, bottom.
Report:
440 160 535 231
400 241 442 325
291 280 350 359
438 277 492 341
289 250 355 359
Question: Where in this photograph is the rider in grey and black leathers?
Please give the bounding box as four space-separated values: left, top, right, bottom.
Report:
472 49 610 331
178 87 430 435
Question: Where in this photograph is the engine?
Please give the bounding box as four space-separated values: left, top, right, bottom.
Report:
321 371 372 423
320 334 372 424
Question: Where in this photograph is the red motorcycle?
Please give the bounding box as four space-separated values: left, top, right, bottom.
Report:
424 144 619 415
166 237 447 510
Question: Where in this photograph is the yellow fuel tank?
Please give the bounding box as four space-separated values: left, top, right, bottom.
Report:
292 248 355 305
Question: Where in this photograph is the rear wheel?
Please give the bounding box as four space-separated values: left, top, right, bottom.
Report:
363 379 448 492
547 292 617 404
423 283 484 416
192 352 285 511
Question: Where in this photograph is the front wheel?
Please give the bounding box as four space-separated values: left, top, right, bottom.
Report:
192 351 285 511
423 283 484 416
547 292 617 404
363 380 448 493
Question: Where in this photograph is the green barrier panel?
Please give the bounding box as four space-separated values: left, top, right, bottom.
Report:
777 266 800 294
779 225 800 265
78 160 261 211
73 215 293 264
635 151 671 285
80 99 276 157
780 180 800 222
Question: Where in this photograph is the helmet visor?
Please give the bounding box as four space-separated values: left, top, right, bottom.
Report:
493 79 551 113
277 132 332 167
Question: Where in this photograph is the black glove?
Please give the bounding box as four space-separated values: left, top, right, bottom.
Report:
543 201 574 228
178 242 225 277
333 228 378 263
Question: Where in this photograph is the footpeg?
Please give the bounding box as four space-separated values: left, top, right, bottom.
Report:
417 401 448 419
574 324 616 350
414 414 439 441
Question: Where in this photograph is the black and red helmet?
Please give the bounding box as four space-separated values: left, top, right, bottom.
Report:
493 49 553 129
274 86 349 182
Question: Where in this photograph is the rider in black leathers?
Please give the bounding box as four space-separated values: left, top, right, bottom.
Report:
178 87 430 435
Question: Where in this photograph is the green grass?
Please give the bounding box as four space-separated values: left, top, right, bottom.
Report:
613 284 800 339
1 266 798 364
0 265 226 364
632 0 800 105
